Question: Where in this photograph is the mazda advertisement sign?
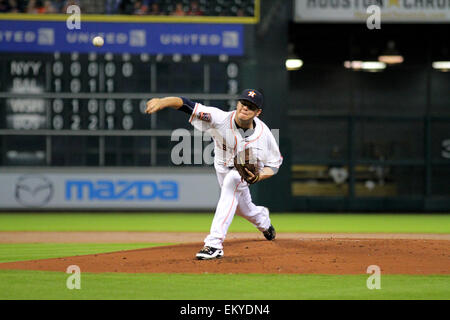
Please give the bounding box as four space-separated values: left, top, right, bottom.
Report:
0 171 219 210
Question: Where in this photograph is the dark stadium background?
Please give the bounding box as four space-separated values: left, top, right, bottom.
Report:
0 0 449 212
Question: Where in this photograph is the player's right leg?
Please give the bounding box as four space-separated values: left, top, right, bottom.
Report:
196 169 242 260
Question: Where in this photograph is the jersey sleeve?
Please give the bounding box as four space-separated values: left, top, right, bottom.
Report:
188 103 229 132
261 131 283 169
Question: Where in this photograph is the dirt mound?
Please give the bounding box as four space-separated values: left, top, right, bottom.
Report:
0 239 448 275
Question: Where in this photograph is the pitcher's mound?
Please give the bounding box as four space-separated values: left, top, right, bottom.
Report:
0 239 448 275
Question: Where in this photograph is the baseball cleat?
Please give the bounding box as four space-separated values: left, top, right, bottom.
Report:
263 224 276 241
196 246 224 260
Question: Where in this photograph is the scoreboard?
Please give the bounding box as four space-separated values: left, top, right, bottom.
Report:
0 52 242 167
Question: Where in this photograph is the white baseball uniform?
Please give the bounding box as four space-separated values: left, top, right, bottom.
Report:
189 102 283 249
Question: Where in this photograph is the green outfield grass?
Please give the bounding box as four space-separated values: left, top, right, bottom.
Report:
0 213 449 233
0 243 171 263
0 270 448 300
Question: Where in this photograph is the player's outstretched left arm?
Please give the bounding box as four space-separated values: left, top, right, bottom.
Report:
145 97 183 114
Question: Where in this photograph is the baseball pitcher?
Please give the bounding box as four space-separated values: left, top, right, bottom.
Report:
145 89 283 260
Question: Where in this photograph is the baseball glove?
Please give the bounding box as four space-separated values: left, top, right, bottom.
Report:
234 149 260 184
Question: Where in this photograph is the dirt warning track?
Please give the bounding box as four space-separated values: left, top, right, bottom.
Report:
0 231 449 243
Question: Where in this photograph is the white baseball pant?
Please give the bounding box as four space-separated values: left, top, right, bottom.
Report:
204 165 271 249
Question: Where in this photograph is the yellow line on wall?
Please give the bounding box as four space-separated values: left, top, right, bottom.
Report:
0 13 257 24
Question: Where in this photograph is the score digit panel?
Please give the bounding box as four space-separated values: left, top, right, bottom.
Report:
1 52 241 131
50 52 149 94
51 98 150 131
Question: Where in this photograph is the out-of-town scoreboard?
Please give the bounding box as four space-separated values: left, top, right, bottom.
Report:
0 18 247 166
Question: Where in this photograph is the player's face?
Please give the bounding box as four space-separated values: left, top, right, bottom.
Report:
236 101 261 122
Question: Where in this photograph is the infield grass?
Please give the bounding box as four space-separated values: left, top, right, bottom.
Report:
0 213 449 233
0 243 172 263
0 270 448 300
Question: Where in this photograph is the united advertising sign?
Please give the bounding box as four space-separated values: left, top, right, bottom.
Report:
0 20 244 55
